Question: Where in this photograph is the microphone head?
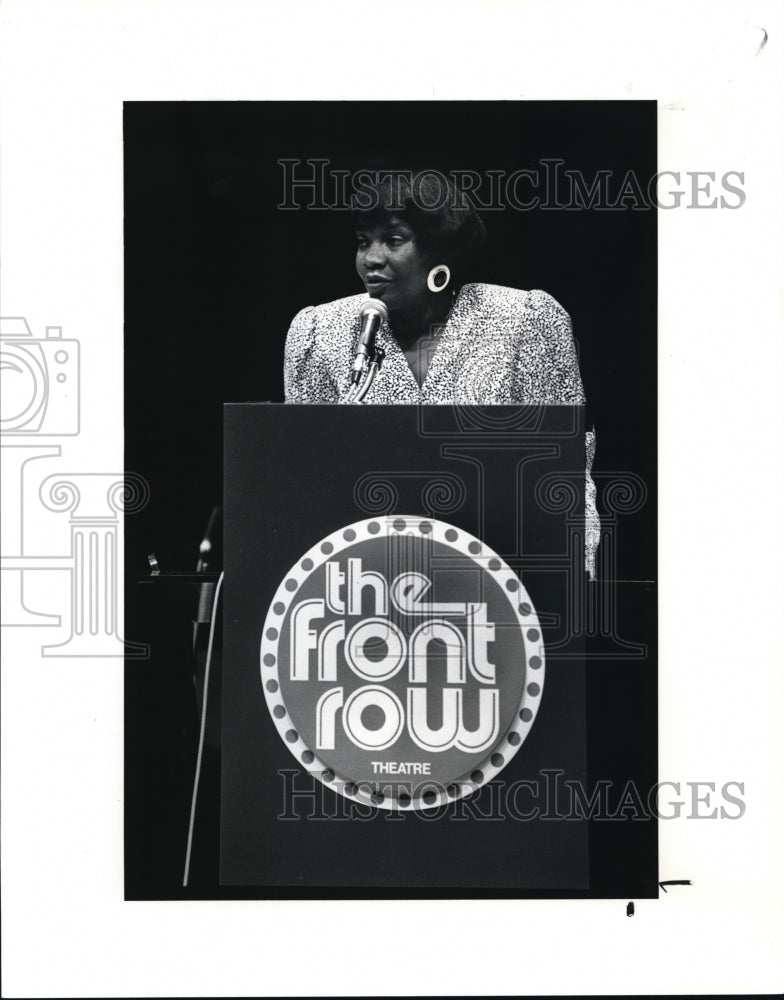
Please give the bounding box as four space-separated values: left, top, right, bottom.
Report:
360 297 389 321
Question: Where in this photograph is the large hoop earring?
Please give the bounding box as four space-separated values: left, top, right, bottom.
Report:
427 264 451 293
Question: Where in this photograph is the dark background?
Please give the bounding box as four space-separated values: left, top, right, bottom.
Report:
124 101 657 899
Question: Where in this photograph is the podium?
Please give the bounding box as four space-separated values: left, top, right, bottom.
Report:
218 402 636 893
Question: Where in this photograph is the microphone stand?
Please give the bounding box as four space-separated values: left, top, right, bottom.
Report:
344 344 386 405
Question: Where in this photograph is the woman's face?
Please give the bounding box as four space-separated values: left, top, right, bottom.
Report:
355 216 432 314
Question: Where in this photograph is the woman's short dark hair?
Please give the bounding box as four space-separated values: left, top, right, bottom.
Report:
351 171 487 286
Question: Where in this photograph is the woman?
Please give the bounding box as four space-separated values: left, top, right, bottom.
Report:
284 173 599 575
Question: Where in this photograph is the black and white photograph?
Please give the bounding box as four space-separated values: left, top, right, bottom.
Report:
124 100 657 899
1 1 783 997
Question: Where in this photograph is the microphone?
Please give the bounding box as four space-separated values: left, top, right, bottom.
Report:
351 298 388 385
196 505 222 574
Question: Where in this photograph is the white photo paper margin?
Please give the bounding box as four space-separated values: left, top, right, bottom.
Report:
1 0 783 996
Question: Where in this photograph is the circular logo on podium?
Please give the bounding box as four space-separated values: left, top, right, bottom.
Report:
260 516 544 811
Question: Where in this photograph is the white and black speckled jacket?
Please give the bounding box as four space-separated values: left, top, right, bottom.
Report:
284 282 600 576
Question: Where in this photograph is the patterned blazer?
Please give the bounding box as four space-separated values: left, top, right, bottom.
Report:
284 282 600 575
284 283 585 406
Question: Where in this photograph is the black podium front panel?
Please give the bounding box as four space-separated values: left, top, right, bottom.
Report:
222 404 589 891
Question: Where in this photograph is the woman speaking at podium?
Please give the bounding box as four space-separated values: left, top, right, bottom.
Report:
283 173 599 575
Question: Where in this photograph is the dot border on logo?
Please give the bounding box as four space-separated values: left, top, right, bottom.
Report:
259 515 545 813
